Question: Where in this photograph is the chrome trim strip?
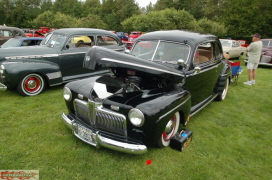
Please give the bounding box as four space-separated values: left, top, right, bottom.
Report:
101 58 184 77
61 112 147 154
46 71 62 80
61 52 86 55
158 95 191 122
190 94 218 117
5 54 59 60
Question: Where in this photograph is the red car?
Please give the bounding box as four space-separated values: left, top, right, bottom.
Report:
128 31 142 41
238 40 249 47
25 30 44 38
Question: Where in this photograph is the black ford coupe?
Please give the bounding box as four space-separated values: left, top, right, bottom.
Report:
61 30 231 154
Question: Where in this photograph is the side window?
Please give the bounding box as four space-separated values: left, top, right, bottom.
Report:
22 40 31 46
97 36 118 46
14 30 23 36
2 30 13 37
68 35 94 48
193 43 214 64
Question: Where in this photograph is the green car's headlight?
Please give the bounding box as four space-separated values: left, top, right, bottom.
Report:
129 109 145 127
63 87 72 101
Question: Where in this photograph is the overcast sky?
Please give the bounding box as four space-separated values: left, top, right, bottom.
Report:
135 0 158 7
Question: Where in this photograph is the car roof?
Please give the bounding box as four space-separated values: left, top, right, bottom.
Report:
52 28 117 36
12 37 43 40
0 26 23 31
138 30 217 46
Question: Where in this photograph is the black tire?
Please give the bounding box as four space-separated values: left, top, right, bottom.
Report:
17 73 45 96
216 77 229 101
157 112 180 148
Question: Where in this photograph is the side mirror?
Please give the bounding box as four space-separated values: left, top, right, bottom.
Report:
178 59 187 69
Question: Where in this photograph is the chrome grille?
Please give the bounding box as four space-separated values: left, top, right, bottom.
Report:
74 99 127 136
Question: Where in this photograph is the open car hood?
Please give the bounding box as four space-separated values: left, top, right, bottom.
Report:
83 46 184 79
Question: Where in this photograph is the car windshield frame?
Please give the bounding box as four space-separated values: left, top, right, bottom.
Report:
131 40 190 64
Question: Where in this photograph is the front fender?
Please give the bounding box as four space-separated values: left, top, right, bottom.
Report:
126 89 191 146
1 60 62 89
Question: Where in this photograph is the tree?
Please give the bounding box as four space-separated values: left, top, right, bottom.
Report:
30 11 78 28
101 0 140 31
121 8 197 32
52 0 83 18
79 14 108 29
82 0 102 17
195 18 227 37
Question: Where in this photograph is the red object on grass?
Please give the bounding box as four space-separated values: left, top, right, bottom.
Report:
146 159 152 165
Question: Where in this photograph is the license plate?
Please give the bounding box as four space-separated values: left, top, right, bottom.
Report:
74 124 93 143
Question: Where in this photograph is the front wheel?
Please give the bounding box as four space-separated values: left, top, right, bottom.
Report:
17 73 45 96
157 112 180 148
215 77 229 101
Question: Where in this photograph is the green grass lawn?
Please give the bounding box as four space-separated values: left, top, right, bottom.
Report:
0 60 271 180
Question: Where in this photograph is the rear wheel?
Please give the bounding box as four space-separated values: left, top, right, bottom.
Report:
17 73 45 96
157 112 180 148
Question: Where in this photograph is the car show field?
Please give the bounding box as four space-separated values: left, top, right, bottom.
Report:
0 60 271 179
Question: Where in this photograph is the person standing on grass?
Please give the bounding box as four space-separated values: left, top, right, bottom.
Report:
244 33 263 85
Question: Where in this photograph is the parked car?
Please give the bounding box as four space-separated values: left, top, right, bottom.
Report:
220 39 246 59
238 40 249 47
128 31 142 41
116 32 128 41
0 28 125 96
0 37 43 48
25 30 45 38
260 39 272 53
122 40 134 50
61 30 231 154
0 26 26 45
244 38 272 66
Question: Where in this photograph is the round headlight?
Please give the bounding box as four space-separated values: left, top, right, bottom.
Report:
63 87 72 101
129 109 145 127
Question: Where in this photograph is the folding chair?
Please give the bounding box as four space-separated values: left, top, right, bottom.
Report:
228 61 242 85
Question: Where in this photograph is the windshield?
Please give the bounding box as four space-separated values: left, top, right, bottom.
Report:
220 40 231 47
1 38 21 48
131 40 190 63
40 33 66 47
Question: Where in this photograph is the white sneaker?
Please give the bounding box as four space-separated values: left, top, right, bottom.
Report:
252 80 255 84
243 81 252 85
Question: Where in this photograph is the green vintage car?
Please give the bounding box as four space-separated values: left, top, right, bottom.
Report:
0 28 125 96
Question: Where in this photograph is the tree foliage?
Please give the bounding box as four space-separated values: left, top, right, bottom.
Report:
0 0 271 38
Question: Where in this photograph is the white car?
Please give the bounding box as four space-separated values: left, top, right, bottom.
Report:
220 39 246 59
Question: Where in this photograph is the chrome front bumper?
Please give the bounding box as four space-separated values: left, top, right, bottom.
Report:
61 113 148 155
0 83 7 91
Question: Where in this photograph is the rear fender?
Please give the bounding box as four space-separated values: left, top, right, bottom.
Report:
214 61 231 94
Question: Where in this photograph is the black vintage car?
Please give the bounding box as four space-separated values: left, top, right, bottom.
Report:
0 28 124 96
61 30 231 154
